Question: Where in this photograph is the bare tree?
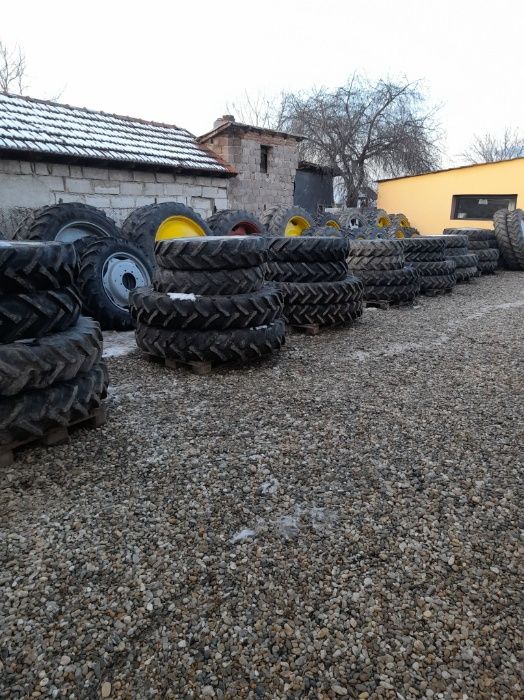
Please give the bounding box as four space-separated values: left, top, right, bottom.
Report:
226 90 285 130
0 40 27 94
461 128 524 163
279 76 441 206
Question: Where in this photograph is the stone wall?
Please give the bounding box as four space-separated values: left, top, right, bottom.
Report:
203 131 299 215
0 158 229 238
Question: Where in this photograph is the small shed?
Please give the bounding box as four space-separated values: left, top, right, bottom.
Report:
0 93 234 237
293 161 335 214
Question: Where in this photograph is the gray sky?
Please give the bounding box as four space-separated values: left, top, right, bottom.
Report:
3 0 523 167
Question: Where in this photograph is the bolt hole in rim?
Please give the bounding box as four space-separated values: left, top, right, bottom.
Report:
102 253 150 309
285 216 311 237
55 221 109 242
156 216 206 240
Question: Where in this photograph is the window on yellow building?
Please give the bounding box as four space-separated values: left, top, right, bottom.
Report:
452 195 517 220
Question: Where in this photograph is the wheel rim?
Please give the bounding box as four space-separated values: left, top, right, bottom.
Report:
324 219 341 229
55 220 109 242
395 229 405 239
156 216 206 240
377 216 390 228
102 253 151 309
229 221 263 236
399 218 409 227
285 216 311 237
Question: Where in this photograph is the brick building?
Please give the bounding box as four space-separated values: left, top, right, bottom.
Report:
198 116 303 215
0 93 234 237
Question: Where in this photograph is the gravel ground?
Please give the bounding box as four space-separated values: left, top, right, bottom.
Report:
1 271 523 700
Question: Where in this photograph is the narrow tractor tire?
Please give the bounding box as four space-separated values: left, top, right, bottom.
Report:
0 288 81 343
365 283 420 303
408 260 456 276
268 237 348 263
0 240 78 293
403 236 446 253
444 253 479 268
155 236 267 270
455 266 478 283
154 265 265 295
442 235 468 248
474 249 499 262
78 238 152 331
443 227 493 241
420 274 456 291
14 203 118 243
275 276 363 306
348 239 403 257
130 286 283 331
207 209 267 237
265 260 348 283
478 261 498 274
0 364 108 446
347 254 405 271
405 250 446 262
0 317 102 396
355 267 420 286
284 301 363 327
135 319 286 363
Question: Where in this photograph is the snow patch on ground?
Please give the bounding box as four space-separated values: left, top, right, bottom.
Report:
103 331 137 358
167 292 197 301
230 528 257 544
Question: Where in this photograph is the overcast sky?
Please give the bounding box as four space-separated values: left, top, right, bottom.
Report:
3 0 523 168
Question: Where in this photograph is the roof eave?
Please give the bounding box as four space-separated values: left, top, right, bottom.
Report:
198 121 304 143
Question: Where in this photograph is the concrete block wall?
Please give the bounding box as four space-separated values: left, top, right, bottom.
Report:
0 158 229 238
205 132 300 216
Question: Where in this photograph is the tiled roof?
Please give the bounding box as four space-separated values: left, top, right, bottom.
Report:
0 93 233 175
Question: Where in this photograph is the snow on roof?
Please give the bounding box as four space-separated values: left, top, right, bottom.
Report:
0 93 234 175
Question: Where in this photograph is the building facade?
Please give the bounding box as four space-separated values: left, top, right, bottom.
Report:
0 93 233 238
199 117 302 215
377 158 523 234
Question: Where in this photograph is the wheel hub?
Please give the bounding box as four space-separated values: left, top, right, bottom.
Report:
102 253 150 309
285 216 311 237
55 220 109 242
156 216 206 240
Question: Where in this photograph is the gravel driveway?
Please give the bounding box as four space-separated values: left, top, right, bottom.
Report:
2 272 523 700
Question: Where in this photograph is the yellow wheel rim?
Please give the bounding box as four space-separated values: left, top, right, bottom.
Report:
325 219 341 229
284 216 311 237
399 217 409 227
394 229 405 239
377 216 390 228
155 216 206 241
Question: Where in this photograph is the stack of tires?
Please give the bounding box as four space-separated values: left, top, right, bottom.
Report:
493 211 524 270
441 233 480 281
130 237 285 366
443 228 499 275
15 203 153 330
402 237 457 294
265 237 364 327
0 241 108 449
346 239 420 304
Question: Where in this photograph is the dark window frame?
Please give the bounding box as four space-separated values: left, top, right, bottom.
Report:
450 194 517 221
260 145 270 174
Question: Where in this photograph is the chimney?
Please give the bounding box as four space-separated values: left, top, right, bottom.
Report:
214 114 235 129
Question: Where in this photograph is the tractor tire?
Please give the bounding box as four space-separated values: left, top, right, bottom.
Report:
315 212 342 229
347 254 405 271
348 239 403 257
0 288 81 343
420 274 456 291
0 240 78 293
275 276 363 306
408 260 456 276
390 213 411 228
78 238 152 331
443 235 468 248
467 240 492 250
505 210 524 269
135 319 286 363
0 317 102 396
130 286 283 331
307 225 346 239
265 260 348 283
155 236 267 270
403 236 446 253
284 301 363 327
121 203 212 262
14 203 118 243
355 267 420 286
268 237 348 263
365 283 420 303
154 265 265 295
455 266 478 283
445 253 478 269
0 363 108 446
444 247 470 257
260 206 315 237
405 250 446 262
443 227 493 241
478 261 498 274
493 209 517 269
473 249 499 263
338 208 367 230
207 209 267 237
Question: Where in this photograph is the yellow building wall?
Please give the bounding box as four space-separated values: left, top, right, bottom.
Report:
377 158 524 234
